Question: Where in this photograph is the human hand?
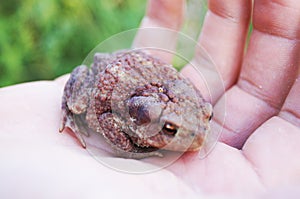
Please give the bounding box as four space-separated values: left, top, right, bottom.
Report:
135 0 300 196
1 0 300 198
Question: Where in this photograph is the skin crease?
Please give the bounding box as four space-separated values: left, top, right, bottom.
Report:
1 0 300 198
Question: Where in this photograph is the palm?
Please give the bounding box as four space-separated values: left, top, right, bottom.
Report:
1 0 300 198
1 77 298 197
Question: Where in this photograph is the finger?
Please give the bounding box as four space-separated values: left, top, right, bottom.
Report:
239 73 300 189
242 116 300 189
279 73 300 127
143 0 184 30
169 143 264 194
181 0 252 101
218 0 300 148
133 0 185 62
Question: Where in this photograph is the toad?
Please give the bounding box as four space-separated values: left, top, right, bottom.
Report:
60 50 213 159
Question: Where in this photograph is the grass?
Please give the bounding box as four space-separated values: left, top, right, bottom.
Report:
0 0 147 87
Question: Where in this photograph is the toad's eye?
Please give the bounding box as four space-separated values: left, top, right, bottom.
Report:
162 122 178 136
208 111 213 121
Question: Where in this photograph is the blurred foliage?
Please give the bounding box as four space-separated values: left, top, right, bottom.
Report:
0 0 146 87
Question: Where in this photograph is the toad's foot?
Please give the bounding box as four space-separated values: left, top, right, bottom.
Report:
59 111 88 148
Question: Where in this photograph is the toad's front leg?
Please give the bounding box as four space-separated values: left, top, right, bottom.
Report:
99 113 163 159
60 65 93 147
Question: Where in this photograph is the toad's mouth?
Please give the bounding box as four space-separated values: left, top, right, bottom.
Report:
131 143 160 154
126 129 175 152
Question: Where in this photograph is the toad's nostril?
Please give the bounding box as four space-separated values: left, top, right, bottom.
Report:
209 112 213 121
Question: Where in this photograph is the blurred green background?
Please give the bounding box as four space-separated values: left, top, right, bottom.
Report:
0 0 147 87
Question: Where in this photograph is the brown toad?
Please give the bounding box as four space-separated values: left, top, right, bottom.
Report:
60 50 213 159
